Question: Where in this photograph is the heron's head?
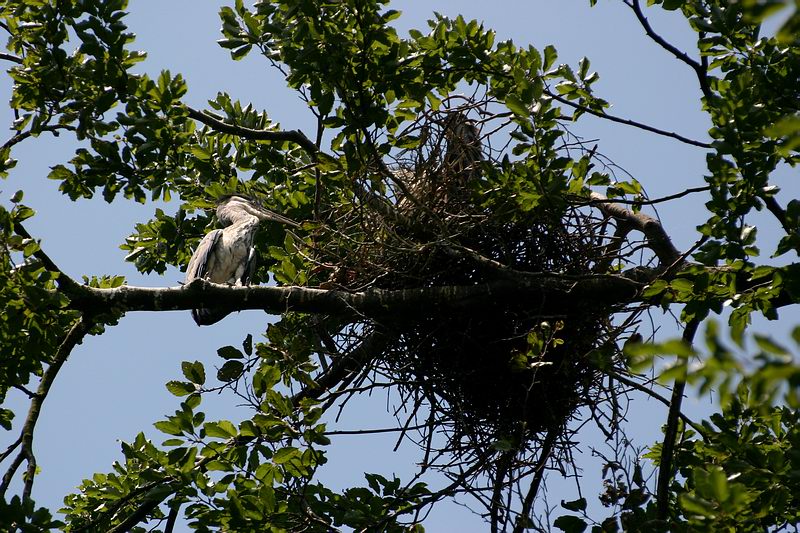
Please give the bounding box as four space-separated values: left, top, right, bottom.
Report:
443 112 480 146
216 194 299 227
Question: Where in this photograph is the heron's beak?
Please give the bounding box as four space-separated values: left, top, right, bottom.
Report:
256 207 301 228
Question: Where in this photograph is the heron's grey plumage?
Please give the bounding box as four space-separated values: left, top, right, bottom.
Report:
185 195 298 326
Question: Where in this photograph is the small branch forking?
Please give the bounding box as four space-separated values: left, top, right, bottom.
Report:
589 192 682 267
625 0 714 101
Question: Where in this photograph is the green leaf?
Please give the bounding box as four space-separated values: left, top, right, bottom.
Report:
242 334 253 356
661 0 685 10
554 515 587 533
166 381 196 397
679 494 715 517
181 361 206 385
505 94 529 118
217 360 245 382
561 498 587 512
230 44 252 60
543 44 558 71
273 446 299 464
154 420 183 436
204 420 237 439
753 334 788 356
217 345 244 359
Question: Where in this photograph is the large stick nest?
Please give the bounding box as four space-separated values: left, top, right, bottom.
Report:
309 100 649 460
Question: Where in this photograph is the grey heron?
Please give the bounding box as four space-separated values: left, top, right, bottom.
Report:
398 111 483 215
185 194 299 326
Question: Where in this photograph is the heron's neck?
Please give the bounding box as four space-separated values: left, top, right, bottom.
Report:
225 211 260 227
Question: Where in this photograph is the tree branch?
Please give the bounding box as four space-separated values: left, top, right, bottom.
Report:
656 319 699 520
627 0 713 101
64 273 644 319
0 316 92 500
2 124 76 150
761 194 793 234
512 427 559 533
545 90 712 148
590 192 682 265
186 106 318 155
13 222 82 292
578 185 711 207
0 52 22 64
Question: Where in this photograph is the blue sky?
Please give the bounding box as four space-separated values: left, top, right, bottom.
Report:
1 1 797 531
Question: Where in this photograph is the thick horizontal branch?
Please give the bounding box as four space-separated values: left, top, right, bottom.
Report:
66 274 645 319
186 107 318 155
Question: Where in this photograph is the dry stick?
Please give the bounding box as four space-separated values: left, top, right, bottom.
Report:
512 427 559 533
656 319 699 520
605 369 704 434
594 218 634 273
627 0 714 101
292 329 390 403
490 451 514 533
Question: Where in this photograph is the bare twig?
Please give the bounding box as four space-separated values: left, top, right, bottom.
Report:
512 427 559 533
579 185 711 207
604 369 704 433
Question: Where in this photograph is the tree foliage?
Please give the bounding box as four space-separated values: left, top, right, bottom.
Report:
1 0 799 531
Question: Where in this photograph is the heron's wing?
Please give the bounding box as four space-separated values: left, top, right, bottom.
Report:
185 229 223 283
186 229 230 326
240 246 257 286
192 307 230 326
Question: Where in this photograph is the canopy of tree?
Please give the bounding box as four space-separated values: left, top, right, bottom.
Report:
1 0 799 531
